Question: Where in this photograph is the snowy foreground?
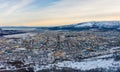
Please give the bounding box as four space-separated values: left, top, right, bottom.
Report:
33 53 120 72
0 53 120 72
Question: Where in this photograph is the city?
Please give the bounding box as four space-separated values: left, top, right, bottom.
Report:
1 0 120 72
0 26 120 72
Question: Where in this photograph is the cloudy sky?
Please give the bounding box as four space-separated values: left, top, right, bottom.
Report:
0 0 120 26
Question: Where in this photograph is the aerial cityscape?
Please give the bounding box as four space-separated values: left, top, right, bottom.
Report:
0 0 120 72
0 21 120 72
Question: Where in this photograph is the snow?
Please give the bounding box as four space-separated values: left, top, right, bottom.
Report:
0 64 4 68
33 53 120 72
4 33 36 39
55 59 116 70
34 64 54 72
85 54 113 60
94 21 120 28
33 58 120 72
15 48 26 51
0 54 119 72
74 21 120 29
75 23 93 27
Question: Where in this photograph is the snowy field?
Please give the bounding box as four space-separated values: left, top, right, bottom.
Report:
0 53 119 72
4 33 37 39
33 53 120 72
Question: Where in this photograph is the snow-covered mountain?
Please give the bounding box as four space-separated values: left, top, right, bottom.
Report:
75 21 120 29
46 21 120 31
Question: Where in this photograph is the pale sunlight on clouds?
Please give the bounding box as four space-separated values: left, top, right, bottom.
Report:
0 0 120 26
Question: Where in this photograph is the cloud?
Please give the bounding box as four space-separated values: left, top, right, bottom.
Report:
3 0 33 16
40 0 120 17
1 0 120 26
0 1 9 9
18 0 120 21
22 0 120 24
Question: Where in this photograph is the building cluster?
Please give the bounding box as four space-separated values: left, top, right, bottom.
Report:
0 30 120 71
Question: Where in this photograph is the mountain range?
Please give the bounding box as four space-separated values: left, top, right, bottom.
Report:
1 21 120 32
41 21 120 31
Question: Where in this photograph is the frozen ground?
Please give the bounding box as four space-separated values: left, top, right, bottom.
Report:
0 52 119 72
4 33 37 39
33 53 120 72
0 37 120 72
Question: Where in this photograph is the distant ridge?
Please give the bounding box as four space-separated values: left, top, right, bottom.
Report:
36 21 120 31
1 21 120 31
0 28 25 36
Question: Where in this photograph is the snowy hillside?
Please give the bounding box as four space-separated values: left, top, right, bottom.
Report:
44 21 120 31
75 21 120 29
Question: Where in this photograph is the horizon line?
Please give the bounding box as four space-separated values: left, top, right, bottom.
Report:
0 20 120 27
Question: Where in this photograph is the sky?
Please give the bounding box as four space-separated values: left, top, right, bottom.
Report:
1 0 120 26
